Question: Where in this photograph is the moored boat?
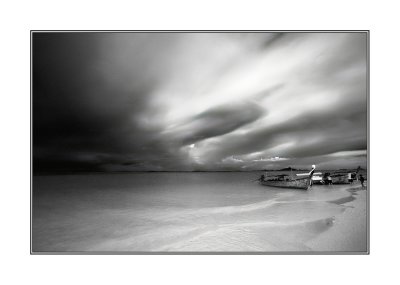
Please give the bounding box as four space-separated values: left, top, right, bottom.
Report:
260 176 311 190
325 166 361 184
330 173 350 184
259 165 315 190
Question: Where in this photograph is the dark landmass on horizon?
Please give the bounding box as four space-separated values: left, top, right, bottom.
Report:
32 166 366 176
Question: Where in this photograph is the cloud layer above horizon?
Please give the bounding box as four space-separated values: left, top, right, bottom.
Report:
33 32 367 172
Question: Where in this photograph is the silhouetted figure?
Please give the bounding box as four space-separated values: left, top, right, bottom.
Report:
327 175 332 185
359 174 365 189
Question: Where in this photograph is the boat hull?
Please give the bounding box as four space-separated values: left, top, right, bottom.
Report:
330 176 351 184
260 178 311 190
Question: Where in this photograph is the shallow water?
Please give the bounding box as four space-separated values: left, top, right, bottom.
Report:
32 172 359 252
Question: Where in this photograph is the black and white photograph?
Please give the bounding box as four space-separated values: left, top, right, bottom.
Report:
31 31 368 253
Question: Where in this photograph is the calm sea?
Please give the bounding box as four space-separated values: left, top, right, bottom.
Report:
32 172 362 252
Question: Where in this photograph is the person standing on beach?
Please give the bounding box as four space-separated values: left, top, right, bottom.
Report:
359 174 365 189
327 175 332 185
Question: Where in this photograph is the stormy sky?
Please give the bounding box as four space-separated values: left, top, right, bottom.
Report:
32 32 367 172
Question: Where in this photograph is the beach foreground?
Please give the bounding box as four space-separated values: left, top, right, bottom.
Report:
32 172 367 253
307 186 367 252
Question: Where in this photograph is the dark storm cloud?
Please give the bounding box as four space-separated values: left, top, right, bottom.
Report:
185 33 367 170
164 101 266 146
195 107 366 159
191 95 367 167
33 32 367 172
33 33 169 172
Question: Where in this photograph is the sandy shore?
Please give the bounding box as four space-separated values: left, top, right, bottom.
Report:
306 185 368 252
156 185 368 252
32 174 368 253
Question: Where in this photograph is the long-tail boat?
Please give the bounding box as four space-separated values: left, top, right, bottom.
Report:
328 166 361 184
259 165 315 190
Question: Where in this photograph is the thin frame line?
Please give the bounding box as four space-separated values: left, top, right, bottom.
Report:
30 30 370 255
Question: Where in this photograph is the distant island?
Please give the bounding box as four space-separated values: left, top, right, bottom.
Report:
278 167 300 171
262 167 308 172
33 166 366 175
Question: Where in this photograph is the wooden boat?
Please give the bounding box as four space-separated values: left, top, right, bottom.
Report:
260 176 312 190
259 165 315 190
326 166 361 184
330 173 351 184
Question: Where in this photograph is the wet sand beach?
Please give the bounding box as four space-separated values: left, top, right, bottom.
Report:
32 173 367 253
307 186 367 252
